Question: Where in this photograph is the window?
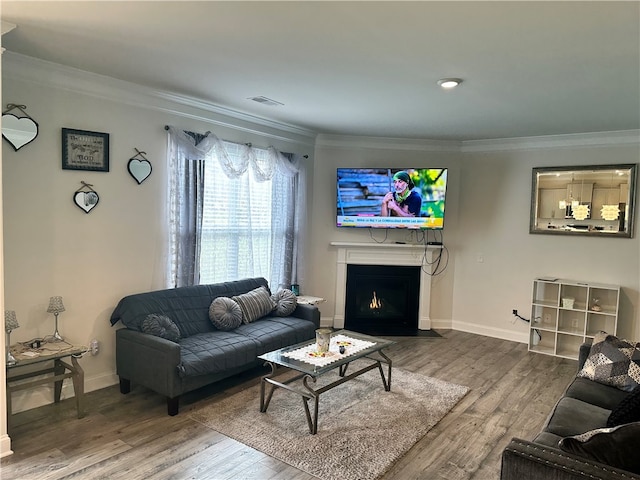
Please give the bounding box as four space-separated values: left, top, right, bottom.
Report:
166 127 305 290
199 143 273 283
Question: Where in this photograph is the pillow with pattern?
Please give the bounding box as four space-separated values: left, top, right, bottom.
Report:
232 286 276 324
209 297 242 331
271 288 297 316
558 422 640 474
577 332 640 392
141 313 181 342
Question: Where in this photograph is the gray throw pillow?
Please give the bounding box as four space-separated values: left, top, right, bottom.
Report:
577 332 640 392
141 313 181 342
209 297 242 331
558 422 640 474
271 289 297 316
232 286 276 324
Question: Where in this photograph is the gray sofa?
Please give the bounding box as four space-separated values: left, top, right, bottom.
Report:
110 277 320 415
501 342 640 480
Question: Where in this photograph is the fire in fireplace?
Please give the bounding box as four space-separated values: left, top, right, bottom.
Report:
344 264 421 335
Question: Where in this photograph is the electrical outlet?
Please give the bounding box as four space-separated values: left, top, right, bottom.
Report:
90 339 99 356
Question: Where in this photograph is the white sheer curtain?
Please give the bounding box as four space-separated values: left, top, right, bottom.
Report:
166 126 305 291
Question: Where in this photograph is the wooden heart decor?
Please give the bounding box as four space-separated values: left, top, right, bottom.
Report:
74 182 99 214
2 112 39 151
128 158 152 184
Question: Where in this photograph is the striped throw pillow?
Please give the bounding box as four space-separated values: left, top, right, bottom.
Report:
232 286 276 324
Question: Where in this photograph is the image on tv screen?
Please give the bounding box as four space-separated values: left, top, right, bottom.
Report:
337 168 447 229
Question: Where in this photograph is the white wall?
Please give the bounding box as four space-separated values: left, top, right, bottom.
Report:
309 136 640 342
1 53 315 415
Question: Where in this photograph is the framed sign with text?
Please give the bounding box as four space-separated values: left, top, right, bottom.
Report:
62 128 109 172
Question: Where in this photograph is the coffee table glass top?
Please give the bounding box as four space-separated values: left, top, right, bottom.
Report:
258 329 395 376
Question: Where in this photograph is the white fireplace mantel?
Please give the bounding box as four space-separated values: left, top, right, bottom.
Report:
330 242 442 331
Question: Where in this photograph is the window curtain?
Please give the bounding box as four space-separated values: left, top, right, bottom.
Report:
166 127 209 287
166 126 306 290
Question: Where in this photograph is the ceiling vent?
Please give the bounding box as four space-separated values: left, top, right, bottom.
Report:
248 96 284 107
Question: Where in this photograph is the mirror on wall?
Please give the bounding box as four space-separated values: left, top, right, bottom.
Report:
2 104 39 151
530 164 637 238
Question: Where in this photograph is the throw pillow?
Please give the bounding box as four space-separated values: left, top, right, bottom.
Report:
141 313 181 342
558 422 640 474
208 297 242 331
271 288 297 316
577 332 640 392
608 385 640 427
232 286 277 324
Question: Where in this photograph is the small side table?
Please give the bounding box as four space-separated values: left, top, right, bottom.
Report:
296 295 326 306
6 342 87 432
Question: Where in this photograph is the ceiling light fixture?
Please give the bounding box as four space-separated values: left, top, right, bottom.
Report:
248 96 284 107
437 78 463 89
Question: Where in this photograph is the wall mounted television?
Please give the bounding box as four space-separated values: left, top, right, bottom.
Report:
337 168 448 229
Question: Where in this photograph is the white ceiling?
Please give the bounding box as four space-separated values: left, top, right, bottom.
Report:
1 1 639 141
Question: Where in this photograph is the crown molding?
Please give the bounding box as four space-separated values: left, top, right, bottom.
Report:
2 52 317 146
460 130 640 153
315 134 461 152
3 52 638 152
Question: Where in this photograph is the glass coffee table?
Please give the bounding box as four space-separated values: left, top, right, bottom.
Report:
258 329 395 434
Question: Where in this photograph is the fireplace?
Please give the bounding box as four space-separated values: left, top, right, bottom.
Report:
331 242 439 332
345 264 421 335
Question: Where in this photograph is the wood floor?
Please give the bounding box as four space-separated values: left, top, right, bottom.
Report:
1 330 577 480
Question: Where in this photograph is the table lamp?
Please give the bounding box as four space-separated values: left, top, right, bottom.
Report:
5 310 19 366
47 296 65 342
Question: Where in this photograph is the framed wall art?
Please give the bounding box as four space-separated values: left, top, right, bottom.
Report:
62 128 109 172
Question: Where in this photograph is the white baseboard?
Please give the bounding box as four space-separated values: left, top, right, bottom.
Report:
449 319 528 344
0 434 13 458
326 316 528 344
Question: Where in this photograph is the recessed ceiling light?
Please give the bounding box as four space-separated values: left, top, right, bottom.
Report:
437 78 463 89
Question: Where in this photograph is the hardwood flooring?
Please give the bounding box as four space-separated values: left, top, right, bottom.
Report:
1 330 577 479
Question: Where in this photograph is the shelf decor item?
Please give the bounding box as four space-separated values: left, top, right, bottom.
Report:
47 296 66 342
62 128 109 172
5 310 19 366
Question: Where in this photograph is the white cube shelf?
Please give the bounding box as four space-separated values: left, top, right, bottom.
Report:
529 278 619 360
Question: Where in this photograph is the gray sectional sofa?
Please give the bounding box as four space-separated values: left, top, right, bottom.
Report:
110 277 320 415
501 339 640 480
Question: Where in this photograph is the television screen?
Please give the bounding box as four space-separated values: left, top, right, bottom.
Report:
337 168 447 229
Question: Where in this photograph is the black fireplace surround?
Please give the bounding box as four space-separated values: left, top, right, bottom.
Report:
344 264 421 336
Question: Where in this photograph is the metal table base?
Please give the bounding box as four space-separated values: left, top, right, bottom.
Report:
260 351 392 434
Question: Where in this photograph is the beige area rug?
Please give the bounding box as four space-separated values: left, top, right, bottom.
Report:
188 361 469 480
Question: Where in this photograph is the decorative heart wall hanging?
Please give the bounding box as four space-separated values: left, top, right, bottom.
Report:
128 148 152 184
2 104 39 151
74 181 99 214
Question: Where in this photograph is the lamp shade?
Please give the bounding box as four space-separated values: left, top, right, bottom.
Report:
47 296 66 314
5 310 19 332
